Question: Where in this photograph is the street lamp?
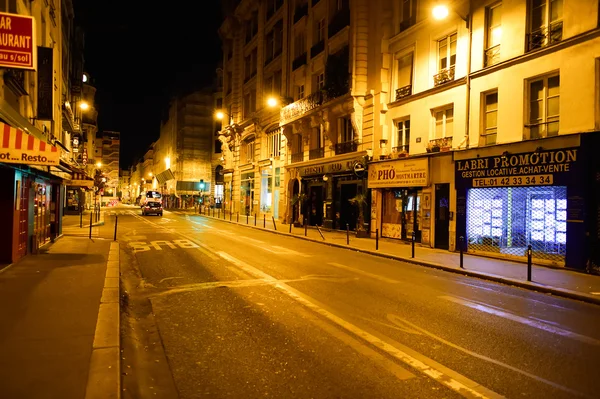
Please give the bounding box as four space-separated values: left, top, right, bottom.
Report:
432 4 449 20
266 96 293 108
79 101 90 111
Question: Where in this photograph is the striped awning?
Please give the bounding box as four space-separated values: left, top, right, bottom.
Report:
0 121 60 166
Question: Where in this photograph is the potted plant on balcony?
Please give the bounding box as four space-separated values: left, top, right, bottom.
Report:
349 192 369 238
426 141 441 153
291 192 308 227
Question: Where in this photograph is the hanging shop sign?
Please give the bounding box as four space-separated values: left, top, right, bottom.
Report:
0 122 59 166
367 158 429 188
0 12 35 70
455 148 578 189
298 158 362 177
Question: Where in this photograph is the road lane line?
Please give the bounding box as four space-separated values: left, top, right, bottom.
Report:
217 252 501 399
327 262 399 284
441 295 600 347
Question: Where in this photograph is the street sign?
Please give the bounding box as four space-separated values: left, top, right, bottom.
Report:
353 161 365 177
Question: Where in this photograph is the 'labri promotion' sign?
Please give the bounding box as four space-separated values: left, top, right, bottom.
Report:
368 158 429 188
0 12 35 69
455 148 577 189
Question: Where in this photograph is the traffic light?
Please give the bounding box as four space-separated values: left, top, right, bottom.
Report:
199 179 205 190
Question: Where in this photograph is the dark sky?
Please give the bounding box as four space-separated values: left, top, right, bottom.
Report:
73 1 223 169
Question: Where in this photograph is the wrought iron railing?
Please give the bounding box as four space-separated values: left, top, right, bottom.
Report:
395 85 412 101
292 53 307 70
328 7 350 37
311 40 325 58
428 136 453 151
433 66 455 86
392 145 410 154
291 152 304 163
485 45 500 67
309 147 324 160
527 21 563 51
335 140 358 155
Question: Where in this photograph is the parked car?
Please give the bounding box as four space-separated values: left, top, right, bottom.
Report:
142 201 163 216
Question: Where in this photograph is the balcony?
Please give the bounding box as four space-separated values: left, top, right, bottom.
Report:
280 81 350 125
392 144 410 156
292 53 307 71
335 140 358 155
427 136 453 152
527 21 563 51
310 40 325 58
309 147 324 160
293 3 308 23
433 66 455 87
328 7 350 37
395 85 412 101
291 152 304 163
485 45 500 67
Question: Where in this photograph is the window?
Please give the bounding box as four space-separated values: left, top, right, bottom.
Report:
266 128 281 158
245 11 259 44
265 20 283 63
243 89 256 117
226 71 233 94
215 139 223 154
528 0 563 51
264 71 282 97
314 72 325 92
244 48 258 81
266 0 284 20
241 140 255 164
433 106 454 139
482 91 498 145
315 18 326 43
296 84 305 100
528 74 559 138
400 0 417 32
395 51 413 100
340 117 354 143
395 118 410 153
438 33 457 72
294 31 306 58
485 3 502 66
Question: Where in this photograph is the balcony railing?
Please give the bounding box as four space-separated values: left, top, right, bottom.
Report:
428 136 453 152
293 3 308 23
291 152 304 163
310 40 325 58
433 66 455 87
395 85 412 101
328 7 350 37
292 53 307 71
527 21 563 51
280 82 350 125
485 45 500 67
392 145 410 154
309 147 324 160
335 140 358 155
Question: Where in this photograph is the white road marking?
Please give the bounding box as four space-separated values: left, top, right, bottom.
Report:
159 277 184 283
217 252 501 399
591 292 600 295
327 262 399 284
441 295 600 347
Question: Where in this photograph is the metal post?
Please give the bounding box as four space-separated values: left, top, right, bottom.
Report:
527 244 532 281
304 220 307 236
237 212 239 223
411 231 415 258
254 213 257 226
80 210 83 228
114 216 118 241
219 208 221 218
246 213 249 224
316 225 324 240
230 209 232 221
376 228 379 250
272 216 277 231
346 223 349 245
289 221 292 234
89 212 93 239
459 236 464 269
264 214 266 228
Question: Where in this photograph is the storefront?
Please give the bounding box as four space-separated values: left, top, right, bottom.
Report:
368 158 429 242
240 169 255 216
454 134 596 269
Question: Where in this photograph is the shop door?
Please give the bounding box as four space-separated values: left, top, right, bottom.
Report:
340 184 357 230
17 178 29 258
308 186 324 226
435 184 450 250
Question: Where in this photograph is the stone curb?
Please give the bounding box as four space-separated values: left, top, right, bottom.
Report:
85 241 120 399
198 214 600 306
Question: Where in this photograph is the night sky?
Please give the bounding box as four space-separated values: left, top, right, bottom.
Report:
73 0 223 169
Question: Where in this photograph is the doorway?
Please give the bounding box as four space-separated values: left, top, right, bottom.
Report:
435 183 450 250
308 185 324 226
339 183 357 230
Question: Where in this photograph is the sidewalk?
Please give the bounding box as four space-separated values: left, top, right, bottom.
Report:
0 235 120 399
62 210 108 238
172 208 600 305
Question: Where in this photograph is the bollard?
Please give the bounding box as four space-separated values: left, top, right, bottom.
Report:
89 212 93 239
80 210 83 228
114 216 118 241
376 228 379 250
411 231 415 258
527 244 532 281
289 221 292 234
272 216 277 231
237 212 239 223
264 214 266 228
346 223 349 245
459 236 464 269
304 220 308 236
316 225 325 240
219 208 221 218
254 213 257 226
247 213 249 224
230 210 232 221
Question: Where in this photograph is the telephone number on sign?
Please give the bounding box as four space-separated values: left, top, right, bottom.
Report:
472 174 553 187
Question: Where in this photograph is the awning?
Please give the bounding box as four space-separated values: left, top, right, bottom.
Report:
156 168 175 185
0 121 60 166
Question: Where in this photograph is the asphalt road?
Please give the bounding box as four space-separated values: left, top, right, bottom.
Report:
113 205 600 399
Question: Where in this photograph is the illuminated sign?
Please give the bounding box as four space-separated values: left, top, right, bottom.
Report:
0 122 59 166
368 158 429 188
0 12 35 69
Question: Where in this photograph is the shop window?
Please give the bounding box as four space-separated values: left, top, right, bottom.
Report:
485 3 502 67
481 91 498 145
466 186 566 262
260 168 273 213
240 172 255 215
527 74 559 139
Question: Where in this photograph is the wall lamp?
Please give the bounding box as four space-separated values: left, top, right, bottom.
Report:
267 95 294 108
501 151 509 159
432 2 469 28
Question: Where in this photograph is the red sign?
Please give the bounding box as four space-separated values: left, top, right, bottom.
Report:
0 12 35 70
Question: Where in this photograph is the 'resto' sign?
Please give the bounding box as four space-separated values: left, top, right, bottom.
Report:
455 148 578 189
0 12 35 69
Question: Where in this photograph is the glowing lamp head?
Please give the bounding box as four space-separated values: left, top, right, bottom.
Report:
267 97 278 108
432 4 449 20
79 101 90 111
215 111 225 120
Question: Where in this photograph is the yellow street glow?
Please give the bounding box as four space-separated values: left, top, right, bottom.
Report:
215 111 225 120
432 4 449 20
267 97 278 107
